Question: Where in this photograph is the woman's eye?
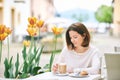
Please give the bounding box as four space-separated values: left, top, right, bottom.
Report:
73 36 77 38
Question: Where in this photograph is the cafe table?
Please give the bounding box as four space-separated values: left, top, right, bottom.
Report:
24 72 101 80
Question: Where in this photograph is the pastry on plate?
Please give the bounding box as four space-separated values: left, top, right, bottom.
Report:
80 71 88 75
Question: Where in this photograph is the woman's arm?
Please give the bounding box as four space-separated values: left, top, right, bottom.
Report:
52 47 67 73
82 53 101 75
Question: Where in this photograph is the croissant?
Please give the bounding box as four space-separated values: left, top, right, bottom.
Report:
80 71 88 75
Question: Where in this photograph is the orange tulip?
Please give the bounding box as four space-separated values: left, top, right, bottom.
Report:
0 33 8 41
5 27 12 35
0 25 6 34
0 25 10 41
52 25 64 35
23 40 30 47
28 17 37 26
36 20 44 28
27 27 37 37
28 24 34 28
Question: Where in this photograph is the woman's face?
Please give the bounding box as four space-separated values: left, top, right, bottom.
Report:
69 30 84 47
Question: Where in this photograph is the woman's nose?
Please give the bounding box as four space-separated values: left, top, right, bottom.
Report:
71 39 73 42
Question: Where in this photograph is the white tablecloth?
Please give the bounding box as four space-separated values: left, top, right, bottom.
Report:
24 72 101 80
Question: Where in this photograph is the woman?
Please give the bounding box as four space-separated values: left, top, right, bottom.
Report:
52 22 101 75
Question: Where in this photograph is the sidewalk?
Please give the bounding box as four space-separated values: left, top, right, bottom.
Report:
92 33 120 54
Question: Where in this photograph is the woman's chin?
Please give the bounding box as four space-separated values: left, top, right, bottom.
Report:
74 45 78 47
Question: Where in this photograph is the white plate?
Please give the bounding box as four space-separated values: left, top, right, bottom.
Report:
55 73 68 76
69 73 89 78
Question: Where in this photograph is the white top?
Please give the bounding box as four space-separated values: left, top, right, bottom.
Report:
56 45 102 75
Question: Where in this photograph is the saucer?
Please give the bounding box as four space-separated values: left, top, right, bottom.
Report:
55 73 68 76
69 73 89 78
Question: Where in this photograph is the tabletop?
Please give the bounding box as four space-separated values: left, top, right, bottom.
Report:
24 72 101 80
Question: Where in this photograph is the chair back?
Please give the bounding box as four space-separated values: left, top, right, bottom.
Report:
105 53 120 80
114 46 120 52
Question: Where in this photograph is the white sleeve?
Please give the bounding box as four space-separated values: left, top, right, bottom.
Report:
54 46 67 64
84 51 101 74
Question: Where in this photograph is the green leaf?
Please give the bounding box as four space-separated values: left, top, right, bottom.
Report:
8 57 14 78
29 53 36 65
35 45 44 66
22 61 29 73
18 73 30 79
43 64 50 69
49 51 55 72
15 53 20 78
43 64 50 72
4 58 10 78
31 66 41 75
8 64 14 78
22 46 27 60
29 47 38 65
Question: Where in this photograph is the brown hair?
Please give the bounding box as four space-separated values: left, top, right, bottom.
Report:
66 22 90 50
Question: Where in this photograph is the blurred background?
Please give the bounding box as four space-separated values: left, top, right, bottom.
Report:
0 0 120 78
1 0 120 53
0 0 119 43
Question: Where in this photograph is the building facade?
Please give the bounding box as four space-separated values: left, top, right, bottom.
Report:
0 0 55 43
31 0 55 20
113 0 120 37
0 0 31 43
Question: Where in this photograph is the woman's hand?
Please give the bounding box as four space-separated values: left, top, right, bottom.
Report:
52 64 58 73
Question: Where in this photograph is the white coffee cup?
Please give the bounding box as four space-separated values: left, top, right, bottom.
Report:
73 68 81 73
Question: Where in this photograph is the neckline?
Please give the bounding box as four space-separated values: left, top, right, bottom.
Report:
72 46 91 55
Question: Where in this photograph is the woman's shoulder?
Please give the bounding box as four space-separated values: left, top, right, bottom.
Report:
61 46 74 54
62 46 68 50
89 45 103 57
89 45 99 51
61 46 69 53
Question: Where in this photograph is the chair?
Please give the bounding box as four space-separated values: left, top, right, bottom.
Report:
114 46 120 52
104 53 120 80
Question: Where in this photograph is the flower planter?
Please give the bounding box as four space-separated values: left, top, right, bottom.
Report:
41 37 63 53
